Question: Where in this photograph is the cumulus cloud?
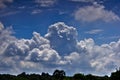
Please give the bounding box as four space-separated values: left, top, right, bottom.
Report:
64 52 81 65
0 22 16 55
0 0 13 9
27 48 61 63
45 22 83 55
0 22 120 75
77 38 120 74
35 0 57 7
0 22 4 30
74 3 120 22
0 23 61 73
4 39 30 57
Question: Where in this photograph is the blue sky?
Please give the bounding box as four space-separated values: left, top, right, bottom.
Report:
0 0 120 76
1 0 120 44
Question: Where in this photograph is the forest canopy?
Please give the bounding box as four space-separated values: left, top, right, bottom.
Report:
0 69 120 80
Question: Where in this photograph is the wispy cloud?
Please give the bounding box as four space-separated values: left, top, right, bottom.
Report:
31 9 42 15
35 0 57 7
98 36 120 40
85 29 103 34
70 0 95 3
0 11 20 17
70 0 105 4
0 0 13 9
18 6 26 9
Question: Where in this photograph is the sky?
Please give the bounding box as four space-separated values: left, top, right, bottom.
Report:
0 0 120 76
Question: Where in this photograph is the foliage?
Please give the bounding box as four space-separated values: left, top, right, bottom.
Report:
0 69 120 80
110 68 120 80
53 69 66 80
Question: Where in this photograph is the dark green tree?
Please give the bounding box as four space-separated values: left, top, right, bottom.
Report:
73 73 86 80
17 72 28 80
53 69 66 80
17 72 26 77
110 68 120 80
86 74 97 80
41 72 52 80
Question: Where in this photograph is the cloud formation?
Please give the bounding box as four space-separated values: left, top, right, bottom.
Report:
77 38 120 74
0 22 16 55
0 22 120 75
74 3 120 22
0 0 13 9
0 22 4 30
45 22 81 55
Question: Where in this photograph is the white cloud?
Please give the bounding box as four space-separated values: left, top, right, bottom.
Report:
0 11 20 17
76 38 120 74
27 48 61 63
98 36 120 40
0 22 16 55
0 0 13 9
45 22 79 55
35 0 56 7
74 4 120 22
0 22 4 30
70 0 105 4
18 6 26 9
31 9 42 14
4 39 30 56
70 0 95 3
0 22 120 75
64 52 81 64
32 32 50 46
85 29 103 34
0 23 61 73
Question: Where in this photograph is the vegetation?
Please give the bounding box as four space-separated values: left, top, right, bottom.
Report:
0 69 120 80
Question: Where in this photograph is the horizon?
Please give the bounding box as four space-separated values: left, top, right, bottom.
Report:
0 0 120 76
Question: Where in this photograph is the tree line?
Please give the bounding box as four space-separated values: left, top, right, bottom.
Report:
0 69 120 80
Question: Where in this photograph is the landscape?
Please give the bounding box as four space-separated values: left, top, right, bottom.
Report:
0 0 120 80
0 69 120 80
